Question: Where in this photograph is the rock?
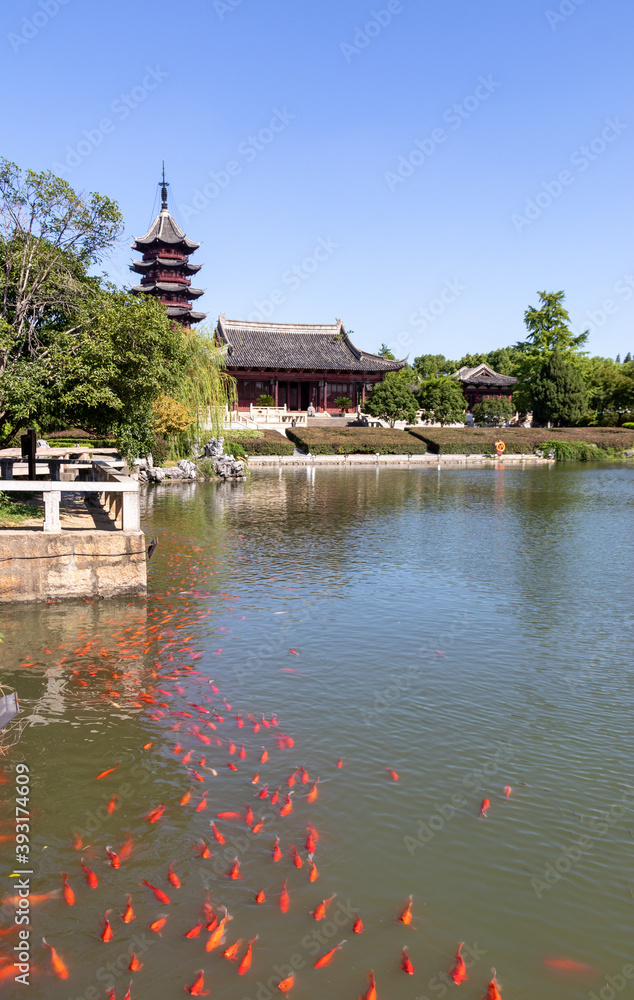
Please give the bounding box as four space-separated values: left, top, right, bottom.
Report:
625 449 634 458
37 438 49 448
203 437 225 458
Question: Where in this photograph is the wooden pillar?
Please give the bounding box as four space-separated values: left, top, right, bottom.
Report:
273 375 279 407
323 380 328 413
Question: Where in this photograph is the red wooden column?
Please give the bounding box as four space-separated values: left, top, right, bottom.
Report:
323 380 328 413
273 375 279 406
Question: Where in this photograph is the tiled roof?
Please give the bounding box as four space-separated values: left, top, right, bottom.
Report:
132 209 200 251
131 282 204 299
130 258 202 275
216 316 406 373
453 363 517 387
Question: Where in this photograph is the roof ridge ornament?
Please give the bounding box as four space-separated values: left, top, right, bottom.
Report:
160 161 169 211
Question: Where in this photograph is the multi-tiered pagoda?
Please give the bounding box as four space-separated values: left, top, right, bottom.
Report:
130 170 206 326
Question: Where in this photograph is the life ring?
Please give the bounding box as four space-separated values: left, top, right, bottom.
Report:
495 440 506 454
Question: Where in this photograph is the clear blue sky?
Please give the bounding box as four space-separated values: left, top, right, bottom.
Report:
2 0 633 361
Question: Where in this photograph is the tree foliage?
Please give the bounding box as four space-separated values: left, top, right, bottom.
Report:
531 351 589 427
378 343 395 359
417 375 466 425
472 397 513 426
363 373 418 426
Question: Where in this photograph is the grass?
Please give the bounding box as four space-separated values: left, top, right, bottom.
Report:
0 491 41 527
405 426 634 456
286 427 430 455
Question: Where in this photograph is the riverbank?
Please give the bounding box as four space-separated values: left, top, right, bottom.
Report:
247 453 555 467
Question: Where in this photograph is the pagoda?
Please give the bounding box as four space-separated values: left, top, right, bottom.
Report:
130 168 206 326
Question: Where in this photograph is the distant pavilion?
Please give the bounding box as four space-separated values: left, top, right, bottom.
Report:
215 315 405 413
453 363 517 410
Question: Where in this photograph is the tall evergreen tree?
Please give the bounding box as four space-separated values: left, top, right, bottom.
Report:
531 351 589 426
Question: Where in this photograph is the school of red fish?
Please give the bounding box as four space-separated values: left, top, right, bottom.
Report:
0 543 592 997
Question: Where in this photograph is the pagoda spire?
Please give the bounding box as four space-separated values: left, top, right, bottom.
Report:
129 170 206 327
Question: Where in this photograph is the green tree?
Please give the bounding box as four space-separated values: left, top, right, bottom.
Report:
363 373 418 426
255 394 275 406
531 351 589 426
514 291 588 413
586 359 634 424
472 397 513 426
378 343 395 359
417 375 466 425
412 353 456 378
334 395 353 414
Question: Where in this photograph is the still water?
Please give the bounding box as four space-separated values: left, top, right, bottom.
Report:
1 465 633 1000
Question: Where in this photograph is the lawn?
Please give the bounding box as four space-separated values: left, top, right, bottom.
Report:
286 427 429 454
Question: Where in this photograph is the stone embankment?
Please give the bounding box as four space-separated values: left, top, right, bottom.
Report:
135 439 246 482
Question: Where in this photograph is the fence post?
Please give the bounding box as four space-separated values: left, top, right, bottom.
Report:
43 489 61 533
122 489 140 531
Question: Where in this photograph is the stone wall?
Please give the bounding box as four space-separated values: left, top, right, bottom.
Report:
0 530 147 604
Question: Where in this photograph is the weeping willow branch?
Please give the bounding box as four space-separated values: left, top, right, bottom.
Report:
175 325 235 442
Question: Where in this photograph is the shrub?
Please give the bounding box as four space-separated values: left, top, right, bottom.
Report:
622 422 634 429
363 375 419 426
151 434 170 465
472 397 513 426
224 430 294 456
255 394 275 407
334 396 354 414
286 427 429 455
406 426 634 455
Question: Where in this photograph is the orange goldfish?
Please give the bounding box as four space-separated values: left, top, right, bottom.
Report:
479 798 490 817
96 763 120 779
106 846 121 869
450 942 467 984
503 785 512 798
360 970 376 1000
42 938 69 979
61 873 75 906
272 837 282 862
223 938 243 960
168 862 181 888
306 780 319 803
279 794 294 817
260 748 269 763
237 934 258 975
255 888 265 904
270 788 280 804
211 822 225 844
289 844 303 868
195 793 208 812
218 811 242 820
184 922 202 939
180 788 193 806
259 784 269 799
227 858 243 880
353 913 363 933
398 895 414 925
81 859 98 888
129 952 143 972
314 940 346 968
141 879 170 904
402 947 415 974
544 958 597 974
118 834 134 860
106 794 119 814
484 969 502 999
205 907 229 951
121 896 135 923
279 880 289 913
336 758 343 768
101 910 114 943
186 970 210 995
145 803 165 823
308 859 319 882
252 818 265 833
278 975 294 991
312 894 336 920
149 914 168 935
287 769 298 788
251 772 260 785
245 804 254 825
386 768 399 781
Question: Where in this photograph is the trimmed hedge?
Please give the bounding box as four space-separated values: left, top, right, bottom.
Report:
224 430 294 456
286 427 430 455
405 426 634 455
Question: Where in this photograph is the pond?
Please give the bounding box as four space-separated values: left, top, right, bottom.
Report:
1 464 632 1000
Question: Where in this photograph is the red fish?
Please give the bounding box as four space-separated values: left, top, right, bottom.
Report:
96 763 120 780
72 833 84 850
245 804 254 825
118 834 134 860
279 880 289 913
186 971 210 996
270 788 280 805
386 768 399 781
353 913 363 933
141 879 170 904
180 788 193 806
61 873 75 906
81 859 98 888
145 803 165 823
227 857 243 880
314 940 346 968
239 742 247 758
196 840 211 859
259 784 269 800
168 862 181 888
106 846 121 869
106 794 119 814
251 772 260 785
280 794 294 817
255 888 265 904
305 831 316 852
121 896 135 923
287 769 298 788
402 947 415 974
449 942 467 984
289 844 303 868
129 952 143 972
205 907 229 951
237 934 258 975
479 798 490 817
223 938 243 960
252 818 265 834
122 984 132 1000
196 792 208 812
312 894 336 920
309 860 319 882
149 914 168 935
42 938 69 979
398 895 414 925
306 780 319 803
484 969 502 999
101 910 114 943
272 837 282 862
218 811 242 820
544 958 597 975
336 758 343 768
260 748 269 763
361 970 376 1000
503 785 512 798
184 922 202 939
278 975 294 991
227 760 238 771
211 822 225 844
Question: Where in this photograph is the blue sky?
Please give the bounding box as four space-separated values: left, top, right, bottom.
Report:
2 0 633 361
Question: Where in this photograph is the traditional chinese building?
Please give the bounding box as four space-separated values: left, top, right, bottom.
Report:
215 315 405 412
453 363 517 410
130 170 206 326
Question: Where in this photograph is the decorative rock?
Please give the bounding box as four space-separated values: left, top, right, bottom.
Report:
204 437 225 458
